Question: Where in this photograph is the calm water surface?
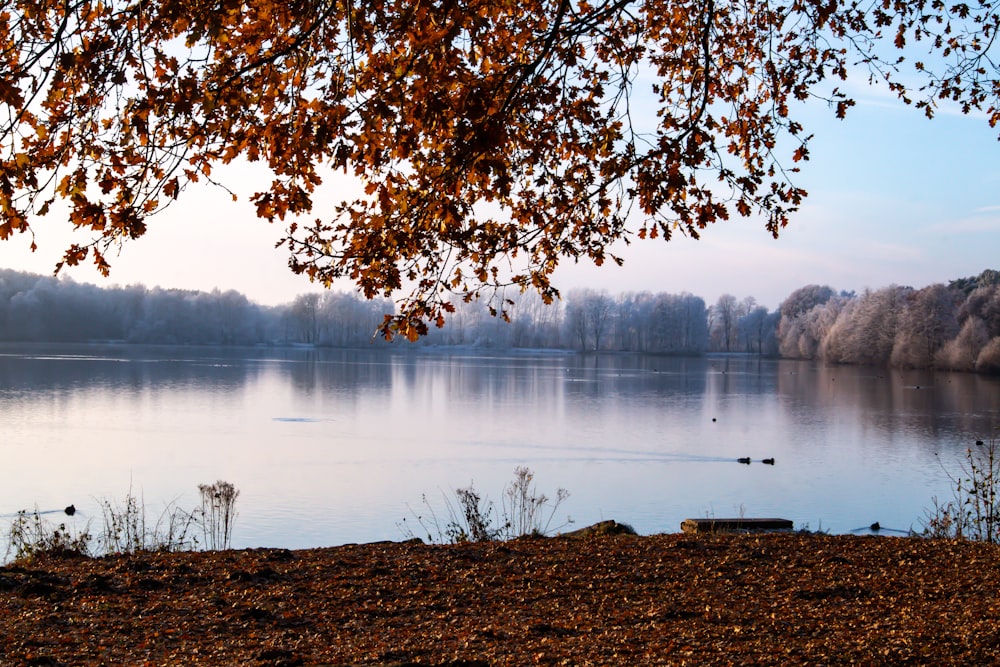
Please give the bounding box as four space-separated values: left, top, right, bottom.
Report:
1 342 999 551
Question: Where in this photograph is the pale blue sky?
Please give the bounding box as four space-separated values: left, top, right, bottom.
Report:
558 83 1000 309
1 82 996 312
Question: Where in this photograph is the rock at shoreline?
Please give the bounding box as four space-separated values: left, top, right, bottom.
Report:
560 520 638 538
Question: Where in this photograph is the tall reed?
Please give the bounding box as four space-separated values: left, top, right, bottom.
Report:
198 480 240 550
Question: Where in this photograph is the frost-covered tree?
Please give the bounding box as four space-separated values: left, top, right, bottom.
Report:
890 284 960 368
821 286 909 366
976 338 1000 374
937 317 991 372
777 285 836 358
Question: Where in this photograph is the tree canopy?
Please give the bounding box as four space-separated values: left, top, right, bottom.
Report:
2 0 997 338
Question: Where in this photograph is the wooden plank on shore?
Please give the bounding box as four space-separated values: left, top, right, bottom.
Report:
681 518 794 534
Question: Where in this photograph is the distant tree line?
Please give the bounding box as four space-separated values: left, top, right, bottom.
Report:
1 267 999 373
776 270 1000 373
0 269 393 347
421 289 715 354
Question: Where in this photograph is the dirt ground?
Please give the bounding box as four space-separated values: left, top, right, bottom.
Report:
2 531 999 666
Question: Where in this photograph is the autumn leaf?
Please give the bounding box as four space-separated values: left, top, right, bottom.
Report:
0 0 996 336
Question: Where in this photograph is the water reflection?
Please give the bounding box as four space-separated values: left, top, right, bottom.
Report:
1 343 999 553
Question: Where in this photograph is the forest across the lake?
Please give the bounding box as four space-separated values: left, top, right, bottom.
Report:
1 267 999 374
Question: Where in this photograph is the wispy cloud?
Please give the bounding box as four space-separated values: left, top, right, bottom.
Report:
927 210 1000 233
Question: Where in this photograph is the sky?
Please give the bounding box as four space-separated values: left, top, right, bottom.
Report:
0 78 997 312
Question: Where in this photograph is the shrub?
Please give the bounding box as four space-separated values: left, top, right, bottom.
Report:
922 438 1000 543
96 487 201 554
4 508 92 563
401 466 572 544
502 466 572 538
198 480 240 550
4 480 239 563
976 337 1000 373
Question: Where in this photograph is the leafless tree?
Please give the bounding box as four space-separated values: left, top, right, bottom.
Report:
890 284 960 368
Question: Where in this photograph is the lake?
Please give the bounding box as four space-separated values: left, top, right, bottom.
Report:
1 342 998 554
